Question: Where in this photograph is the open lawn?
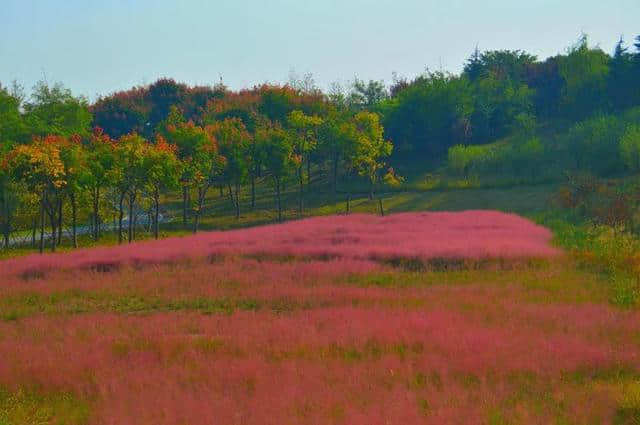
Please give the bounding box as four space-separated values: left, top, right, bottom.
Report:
0 211 638 424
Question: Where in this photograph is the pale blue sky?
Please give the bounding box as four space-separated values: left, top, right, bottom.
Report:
1 0 638 100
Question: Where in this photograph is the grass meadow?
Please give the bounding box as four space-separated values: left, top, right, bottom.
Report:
0 210 639 424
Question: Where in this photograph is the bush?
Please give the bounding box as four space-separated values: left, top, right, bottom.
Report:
548 218 640 307
619 125 640 172
559 115 625 176
447 144 493 177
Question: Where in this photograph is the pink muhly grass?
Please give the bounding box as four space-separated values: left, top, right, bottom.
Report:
2 211 632 425
0 211 559 279
0 305 636 424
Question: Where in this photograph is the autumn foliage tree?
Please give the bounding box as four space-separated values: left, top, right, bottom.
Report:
9 138 67 252
350 112 393 199
0 143 19 249
144 136 180 239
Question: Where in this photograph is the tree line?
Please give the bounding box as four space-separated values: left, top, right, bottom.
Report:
2 33 640 252
381 34 640 160
0 82 396 252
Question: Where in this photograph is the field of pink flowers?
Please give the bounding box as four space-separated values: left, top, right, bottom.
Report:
1 212 638 424
0 211 558 280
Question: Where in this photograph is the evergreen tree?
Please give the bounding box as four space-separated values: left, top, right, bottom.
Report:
608 37 634 110
463 47 484 82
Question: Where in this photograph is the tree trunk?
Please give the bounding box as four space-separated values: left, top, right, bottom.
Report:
31 217 37 248
298 166 304 215
333 152 339 195
50 210 57 252
118 191 125 245
154 187 160 240
57 199 63 245
2 217 9 250
346 194 351 214
128 191 136 243
1 199 9 249
39 191 45 254
307 158 312 188
133 208 138 241
92 185 101 240
276 178 283 223
369 179 374 200
227 183 234 211
71 193 78 249
46 198 57 253
379 198 385 217
251 175 256 210
234 182 240 219
193 185 209 234
182 186 188 227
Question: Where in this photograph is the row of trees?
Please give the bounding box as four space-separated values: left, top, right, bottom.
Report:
2 33 640 251
0 82 395 252
81 34 640 167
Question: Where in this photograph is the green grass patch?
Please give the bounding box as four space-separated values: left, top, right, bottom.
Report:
0 388 90 425
0 291 280 321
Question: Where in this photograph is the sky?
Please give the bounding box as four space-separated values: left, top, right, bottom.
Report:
1 0 638 100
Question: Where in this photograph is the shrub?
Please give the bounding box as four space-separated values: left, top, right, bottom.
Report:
447 144 493 177
559 115 625 176
619 125 640 172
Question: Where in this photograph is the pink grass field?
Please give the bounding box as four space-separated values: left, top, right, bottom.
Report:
2 212 638 425
0 211 559 279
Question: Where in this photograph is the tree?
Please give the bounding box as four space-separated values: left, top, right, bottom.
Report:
0 86 26 143
258 85 297 124
349 112 393 198
144 137 179 239
112 134 147 243
164 117 211 227
470 73 534 142
348 78 388 110
0 87 25 248
608 37 635 111
86 128 116 240
24 81 92 138
464 49 537 82
463 47 484 82
0 143 20 249
189 133 224 233
9 138 67 252
557 35 610 120
210 118 251 219
145 78 187 135
318 108 353 195
287 110 322 213
165 119 224 233
58 135 89 248
246 130 265 210
380 72 474 159
257 123 295 222
91 88 148 139
524 57 563 119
